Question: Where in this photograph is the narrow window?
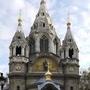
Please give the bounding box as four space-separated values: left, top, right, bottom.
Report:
43 23 45 27
42 12 44 16
64 49 66 58
37 13 39 16
17 36 21 39
30 38 35 55
40 36 48 53
16 46 21 56
69 48 74 58
70 86 73 90
69 39 71 42
17 86 20 90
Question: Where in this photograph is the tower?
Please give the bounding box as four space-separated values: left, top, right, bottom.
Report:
9 0 80 90
61 16 79 90
9 15 29 90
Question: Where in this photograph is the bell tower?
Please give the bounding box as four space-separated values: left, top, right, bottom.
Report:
61 15 79 90
9 13 29 90
62 16 79 59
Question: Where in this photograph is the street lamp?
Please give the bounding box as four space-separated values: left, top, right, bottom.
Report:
0 73 6 90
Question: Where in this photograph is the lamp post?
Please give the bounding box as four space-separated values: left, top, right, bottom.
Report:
0 73 6 90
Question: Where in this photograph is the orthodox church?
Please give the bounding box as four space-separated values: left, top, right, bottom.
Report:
9 0 80 90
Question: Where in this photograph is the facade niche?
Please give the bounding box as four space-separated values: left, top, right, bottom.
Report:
34 23 38 29
69 48 74 58
16 46 21 56
40 35 49 53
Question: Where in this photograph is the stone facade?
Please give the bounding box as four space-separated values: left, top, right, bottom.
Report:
9 0 80 90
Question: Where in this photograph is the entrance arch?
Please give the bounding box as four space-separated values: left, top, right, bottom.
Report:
41 84 58 90
38 81 60 90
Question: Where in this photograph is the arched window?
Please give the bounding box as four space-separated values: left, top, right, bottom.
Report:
17 86 20 90
16 46 21 56
43 23 45 27
42 12 45 16
40 36 49 53
30 38 35 55
69 48 74 58
54 38 58 54
70 86 74 90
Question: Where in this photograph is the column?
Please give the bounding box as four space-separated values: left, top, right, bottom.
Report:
35 37 40 52
22 47 24 56
13 47 16 56
26 46 29 57
66 48 69 58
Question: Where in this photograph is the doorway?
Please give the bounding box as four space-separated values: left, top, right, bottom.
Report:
41 84 58 90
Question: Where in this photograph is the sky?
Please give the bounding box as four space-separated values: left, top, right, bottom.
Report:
0 0 90 75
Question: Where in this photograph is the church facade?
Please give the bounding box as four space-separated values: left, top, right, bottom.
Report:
9 0 80 90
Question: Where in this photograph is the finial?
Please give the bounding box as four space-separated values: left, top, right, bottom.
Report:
67 11 71 30
18 10 22 26
45 61 52 80
40 0 46 5
17 10 22 31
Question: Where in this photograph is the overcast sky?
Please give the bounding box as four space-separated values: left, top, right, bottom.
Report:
0 0 90 75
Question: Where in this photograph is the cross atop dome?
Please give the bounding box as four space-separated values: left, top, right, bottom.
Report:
40 0 46 5
17 10 22 31
67 11 71 30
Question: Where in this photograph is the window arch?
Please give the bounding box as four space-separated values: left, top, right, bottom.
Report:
40 35 49 53
30 38 35 55
69 48 74 58
16 46 21 56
